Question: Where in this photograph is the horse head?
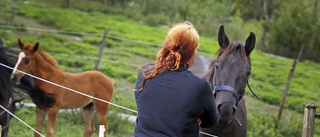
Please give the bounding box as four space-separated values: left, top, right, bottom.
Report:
212 25 255 125
11 39 39 85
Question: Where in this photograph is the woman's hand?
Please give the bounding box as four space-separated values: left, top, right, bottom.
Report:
198 118 202 126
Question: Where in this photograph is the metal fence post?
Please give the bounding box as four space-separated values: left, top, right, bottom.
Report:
302 102 317 137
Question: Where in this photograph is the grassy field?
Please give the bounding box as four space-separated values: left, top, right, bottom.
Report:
0 0 319 136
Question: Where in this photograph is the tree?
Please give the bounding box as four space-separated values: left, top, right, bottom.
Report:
267 0 320 61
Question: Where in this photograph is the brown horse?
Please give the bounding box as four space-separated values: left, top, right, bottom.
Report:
190 25 258 137
10 39 114 137
0 38 55 137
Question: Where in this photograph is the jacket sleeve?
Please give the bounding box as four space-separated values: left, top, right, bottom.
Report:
134 64 155 92
199 79 219 128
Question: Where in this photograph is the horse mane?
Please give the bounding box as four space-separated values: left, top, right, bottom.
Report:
18 78 56 109
35 47 62 70
1 44 56 109
0 46 13 103
207 42 250 88
21 44 58 108
216 42 250 64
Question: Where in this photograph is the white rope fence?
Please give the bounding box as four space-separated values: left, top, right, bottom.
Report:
5 46 320 75
200 131 218 137
0 25 160 46
34 52 320 95
0 62 219 136
1 24 320 74
3 49 319 96
50 52 320 75
1 45 320 136
0 62 136 137
1 25 318 137
0 63 138 114
0 105 45 137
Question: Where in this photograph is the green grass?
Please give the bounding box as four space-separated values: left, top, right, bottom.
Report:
9 106 134 137
1 0 319 136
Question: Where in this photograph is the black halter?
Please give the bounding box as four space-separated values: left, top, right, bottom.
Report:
247 81 260 99
212 74 260 106
212 75 241 106
315 113 320 119
212 74 260 127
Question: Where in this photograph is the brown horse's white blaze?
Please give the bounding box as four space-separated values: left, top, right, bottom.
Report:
11 52 26 84
11 39 114 137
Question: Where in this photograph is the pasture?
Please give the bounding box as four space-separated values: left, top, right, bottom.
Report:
0 0 319 137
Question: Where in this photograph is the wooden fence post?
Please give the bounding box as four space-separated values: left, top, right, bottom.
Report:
302 102 317 137
94 28 108 70
277 45 304 128
10 0 16 24
0 125 2 137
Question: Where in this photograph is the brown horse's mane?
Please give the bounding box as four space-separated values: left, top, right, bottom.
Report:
216 42 250 64
35 47 62 70
15 40 114 137
23 44 60 69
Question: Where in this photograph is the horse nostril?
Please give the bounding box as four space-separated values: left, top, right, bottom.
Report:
232 107 236 115
10 75 20 85
217 104 222 112
11 76 16 82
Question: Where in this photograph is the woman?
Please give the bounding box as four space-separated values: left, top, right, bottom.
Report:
133 22 218 137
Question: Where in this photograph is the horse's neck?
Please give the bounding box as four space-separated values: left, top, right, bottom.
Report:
0 69 12 104
189 55 214 79
0 88 11 105
33 52 64 79
0 94 6 104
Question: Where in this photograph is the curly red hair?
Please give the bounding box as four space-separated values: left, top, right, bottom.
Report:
140 22 199 90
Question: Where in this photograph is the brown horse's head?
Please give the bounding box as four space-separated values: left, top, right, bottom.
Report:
212 25 255 125
11 39 39 85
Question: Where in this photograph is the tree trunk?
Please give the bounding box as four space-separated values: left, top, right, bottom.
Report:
64 0 70 8
258 0 269 51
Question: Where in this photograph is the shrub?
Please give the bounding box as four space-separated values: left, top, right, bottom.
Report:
143 13 170 27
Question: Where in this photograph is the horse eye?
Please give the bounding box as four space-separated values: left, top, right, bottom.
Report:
247 71 251 75
24 58 30 64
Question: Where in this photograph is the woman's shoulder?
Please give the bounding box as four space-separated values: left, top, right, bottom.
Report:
140 63 154 70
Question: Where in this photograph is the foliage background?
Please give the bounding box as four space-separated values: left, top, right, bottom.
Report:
0 0 319 137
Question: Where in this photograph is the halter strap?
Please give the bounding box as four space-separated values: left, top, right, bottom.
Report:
247 81 260 99
213 75 241 106
212 75 244 127
214 85 240 106
315 113 320 119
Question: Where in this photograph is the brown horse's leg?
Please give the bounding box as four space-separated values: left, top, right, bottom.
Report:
83 103 95 137
34 107 47 137
46 107 59 137
94 101 110 137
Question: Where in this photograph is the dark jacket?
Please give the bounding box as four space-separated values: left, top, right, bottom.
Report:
134 64 218 137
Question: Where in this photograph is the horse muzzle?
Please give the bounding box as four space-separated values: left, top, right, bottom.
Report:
217 102 236 125
10 73 23 85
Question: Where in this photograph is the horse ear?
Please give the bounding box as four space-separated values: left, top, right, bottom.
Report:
32 42 39 53
218 25 230 49
245 32 256 55
18 38 24 49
